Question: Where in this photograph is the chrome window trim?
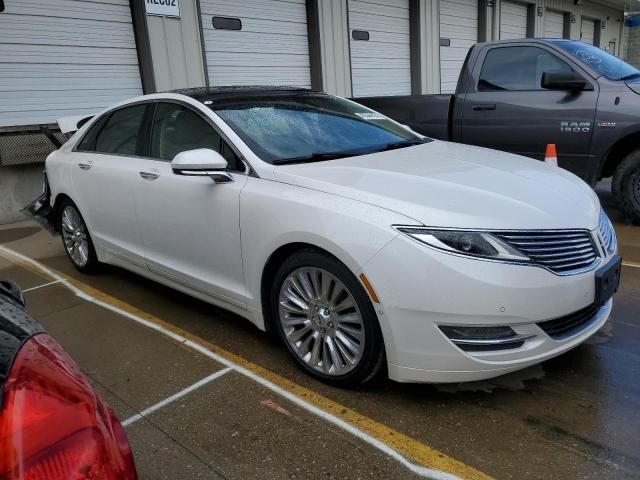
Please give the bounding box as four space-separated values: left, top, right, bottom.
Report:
71 98 256 178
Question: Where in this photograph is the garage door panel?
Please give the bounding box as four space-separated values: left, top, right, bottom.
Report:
208 67 311 86
0 44 140 66
200 0 311 87
544 10 565 38
348 0 409 20
349 0 411 97
0 0 142 127
500 0 528 39
203 32 310 55
581 18 595 44
6 0 134 23
350 42 411 59
0 17 136 49
201 0 307 23
202 18 308 37
348 15 411 34
208 52 310 67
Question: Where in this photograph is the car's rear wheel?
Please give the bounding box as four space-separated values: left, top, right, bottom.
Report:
58 199 99 273
271 249 385 387
612 150 640 224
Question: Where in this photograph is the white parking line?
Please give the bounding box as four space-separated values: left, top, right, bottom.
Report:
622 261 640 269
22 279 62 292
0 245 479 480
122 367 233 427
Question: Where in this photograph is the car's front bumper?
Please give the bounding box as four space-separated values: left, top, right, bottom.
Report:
361 233 614 383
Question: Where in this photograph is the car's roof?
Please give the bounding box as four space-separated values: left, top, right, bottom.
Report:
170 86 324 105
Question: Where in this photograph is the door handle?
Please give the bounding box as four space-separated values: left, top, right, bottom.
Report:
472 104 497 111
78 162 93 170
139 171 159 181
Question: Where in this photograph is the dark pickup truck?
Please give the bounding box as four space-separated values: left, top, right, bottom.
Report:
357 38 640 222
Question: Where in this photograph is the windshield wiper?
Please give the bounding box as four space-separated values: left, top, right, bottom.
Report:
620 73 640 81
375 139 426 152
273 150 362 165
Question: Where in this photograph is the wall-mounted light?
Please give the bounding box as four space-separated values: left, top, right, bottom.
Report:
574 0 581 5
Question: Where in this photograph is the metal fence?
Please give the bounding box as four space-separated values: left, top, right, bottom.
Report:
0 127 65 167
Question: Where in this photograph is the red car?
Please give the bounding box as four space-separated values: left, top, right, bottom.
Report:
0 280 137 479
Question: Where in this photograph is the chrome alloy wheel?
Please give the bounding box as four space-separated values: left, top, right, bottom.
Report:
278 267 365 376
61 206 89 267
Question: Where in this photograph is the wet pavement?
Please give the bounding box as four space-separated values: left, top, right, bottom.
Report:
0 182 638 480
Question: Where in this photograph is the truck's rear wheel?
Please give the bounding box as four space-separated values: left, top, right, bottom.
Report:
612 150 640 224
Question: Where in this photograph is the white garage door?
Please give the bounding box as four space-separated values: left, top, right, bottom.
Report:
199 0 311 87
348 0 411 97
581 17 596 45
0 0 142 128
544 10 565 38
500 1 529 39
440 0 478 93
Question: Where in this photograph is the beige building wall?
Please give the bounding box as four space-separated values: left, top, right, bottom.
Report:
145 0 207 92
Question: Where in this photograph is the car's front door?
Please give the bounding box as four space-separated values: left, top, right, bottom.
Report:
133 101 248 308
461 45 598 178
71 103 151 266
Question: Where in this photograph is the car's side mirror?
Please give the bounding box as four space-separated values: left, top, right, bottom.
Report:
171 148 233 184
541 71 590 92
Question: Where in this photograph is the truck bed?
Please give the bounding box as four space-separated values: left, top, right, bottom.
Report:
353 94 453 140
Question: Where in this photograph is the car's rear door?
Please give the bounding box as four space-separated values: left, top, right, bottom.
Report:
71 103 152 266
133 101 248 308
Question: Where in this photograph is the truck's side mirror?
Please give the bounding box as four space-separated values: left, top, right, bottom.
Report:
541 71 589 92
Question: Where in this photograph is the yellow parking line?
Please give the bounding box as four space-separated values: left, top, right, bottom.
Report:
622 261 640 269
0 248 493 480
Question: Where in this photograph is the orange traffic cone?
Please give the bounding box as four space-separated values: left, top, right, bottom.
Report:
545 144 558 167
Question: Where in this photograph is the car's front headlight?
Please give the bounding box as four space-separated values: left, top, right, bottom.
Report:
395 227 530 262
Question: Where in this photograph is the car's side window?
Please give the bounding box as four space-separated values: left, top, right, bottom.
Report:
150 103 243 171
478 47 574 92
90 105 147 155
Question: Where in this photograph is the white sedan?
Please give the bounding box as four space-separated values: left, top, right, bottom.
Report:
33 88 621 386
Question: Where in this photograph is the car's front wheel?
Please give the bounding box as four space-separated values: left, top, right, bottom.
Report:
58 199 100 273
612 150 640 224
271 249 385 387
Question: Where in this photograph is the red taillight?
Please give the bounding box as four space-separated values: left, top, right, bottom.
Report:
0 335 136 479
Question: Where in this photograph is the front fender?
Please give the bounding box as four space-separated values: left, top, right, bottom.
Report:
239 177 415 311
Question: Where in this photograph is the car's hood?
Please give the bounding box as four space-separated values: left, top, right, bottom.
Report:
272 141 601 230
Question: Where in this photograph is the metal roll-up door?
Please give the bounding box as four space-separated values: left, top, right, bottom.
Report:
440 0 478 93
348 0 411 97
500 1 529 39
544 10 565 38
581 17 596 45
0 0 143 128
200 0 311 87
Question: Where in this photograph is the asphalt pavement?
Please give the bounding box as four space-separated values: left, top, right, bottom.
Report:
0 181 638 480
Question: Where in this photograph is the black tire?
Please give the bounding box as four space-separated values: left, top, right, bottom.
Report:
612 150 640 224
58 198 100 273
270 249 385 387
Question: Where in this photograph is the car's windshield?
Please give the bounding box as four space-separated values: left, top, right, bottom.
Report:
549 40 640 81
211 94 428 164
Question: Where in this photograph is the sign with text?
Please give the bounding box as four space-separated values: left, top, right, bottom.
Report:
145 0 180 17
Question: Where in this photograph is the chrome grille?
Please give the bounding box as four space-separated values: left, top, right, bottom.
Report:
494 231 599 274
598 210 617 255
